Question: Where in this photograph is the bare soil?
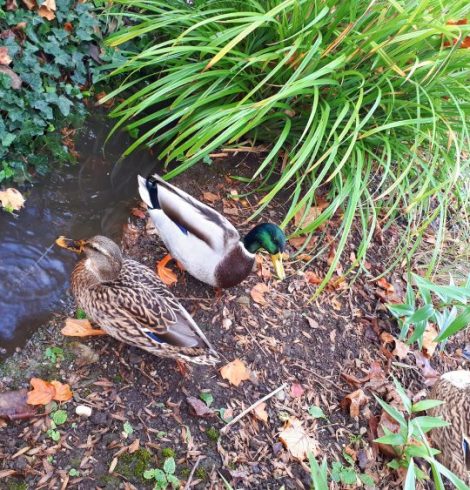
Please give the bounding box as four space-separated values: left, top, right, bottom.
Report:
0 156 468 490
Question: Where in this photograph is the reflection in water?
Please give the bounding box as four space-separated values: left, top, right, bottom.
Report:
0 114 158 356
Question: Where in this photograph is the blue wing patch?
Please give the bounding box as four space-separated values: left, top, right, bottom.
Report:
145 330 164 344
176 222 188 235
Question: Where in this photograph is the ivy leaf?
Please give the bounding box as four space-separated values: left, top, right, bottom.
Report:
199 392 214 408
163 457 176 475
51 409 68 425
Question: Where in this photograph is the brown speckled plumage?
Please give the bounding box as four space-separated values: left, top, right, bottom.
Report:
66 236 218 365
429 370 470 484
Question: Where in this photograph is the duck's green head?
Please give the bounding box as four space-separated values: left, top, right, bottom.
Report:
243 223 287 280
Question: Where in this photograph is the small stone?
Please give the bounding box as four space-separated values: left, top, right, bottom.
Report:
75 405 92 418
275 389 286 402
222 318 233 330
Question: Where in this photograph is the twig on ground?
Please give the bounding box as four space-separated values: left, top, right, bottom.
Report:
184 455 202 490
220 383 287 435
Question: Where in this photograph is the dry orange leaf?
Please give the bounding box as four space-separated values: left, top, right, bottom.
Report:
0 47 12 66
250 283 269 306
202 191 219 203
21 0 36 9
61 318 106 337
279 417 317 461
305 271 322 285
0 188 25 211
422 324 439 359
376 277 394 293
50 381 73 402
38 0 56 20
220 358 251 387
253 402 268 422
341 389 369 418
26 378 57 406
156 256 178 287
380 332 410 360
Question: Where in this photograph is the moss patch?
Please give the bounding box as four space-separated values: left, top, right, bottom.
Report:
206 427 219 442
195 466 208 480
115 448 153 482
161 447 176 458
6 480 28 490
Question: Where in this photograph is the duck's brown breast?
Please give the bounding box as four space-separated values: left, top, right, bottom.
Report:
214 246 254 288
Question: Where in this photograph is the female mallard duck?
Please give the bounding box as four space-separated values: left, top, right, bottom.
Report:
429 370 470 484
137 174 287 288
56 235 218 365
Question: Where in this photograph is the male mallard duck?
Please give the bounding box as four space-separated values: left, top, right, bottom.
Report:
137 174 287 288
56 235 218 365
429 370 470 484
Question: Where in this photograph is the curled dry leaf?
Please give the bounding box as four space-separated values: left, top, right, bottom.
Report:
0 389 36 420
380 332 409 360
250 283 269 306
220 358 251 387
279 417 317 461
0 188 25 211
341 389 369 418
186 396 214 418
422 324 438 359
156 257 178 287
38 0 56 20
414 351 439 386
61 318 106 337
21 0 36 9
0 47 12 65
253 402 268 422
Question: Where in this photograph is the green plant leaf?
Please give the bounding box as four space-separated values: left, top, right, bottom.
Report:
393 378 412 414
123 421 134 436
411 399 444 413
143 469 156 480
199 392 214 408
435 307 470 342
374 396 406 426
404 459 416 490
374 433 405 446
308 453 328 490
51 409 68 426
163 457 176 475
308 406 326 419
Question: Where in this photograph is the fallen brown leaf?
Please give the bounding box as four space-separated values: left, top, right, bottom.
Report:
0 188 25 211
380 332 410 360
50 381 73 402
253 402 268 422
250 283 269 305
422 324 438 359
289 236 309 250
376 277 394 293
294 199 328 228
414 351 439 386
279 417 317 461
305 271 322 285
220 358 251 387
0 389 36 420
156 256 178 287
38 0 56 20
341 389 369 418
26 378 56 406
21 0 36 8
61 318 106 337
0 47 12 65
128 439 140 454
202 191 219 203
186 397 214 418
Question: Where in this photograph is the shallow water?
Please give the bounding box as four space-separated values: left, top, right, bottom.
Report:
0 115 158 357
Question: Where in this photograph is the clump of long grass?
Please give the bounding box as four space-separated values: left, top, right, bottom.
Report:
100 0 470 292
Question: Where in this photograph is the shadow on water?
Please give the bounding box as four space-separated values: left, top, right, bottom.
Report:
0 113 159 357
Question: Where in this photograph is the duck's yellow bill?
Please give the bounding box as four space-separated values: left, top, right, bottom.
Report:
55 236 85 254
270 252 286 280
